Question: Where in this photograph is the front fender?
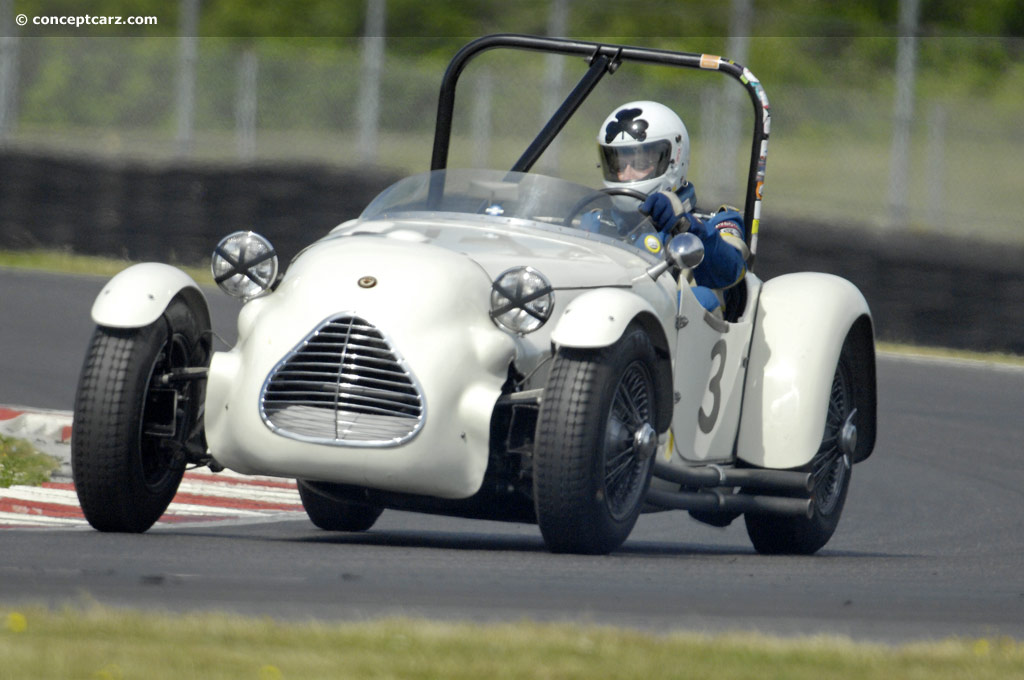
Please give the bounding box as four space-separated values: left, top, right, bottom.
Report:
549 286 675 432
550 287 663 349
738 272 873 469
91 263 210 330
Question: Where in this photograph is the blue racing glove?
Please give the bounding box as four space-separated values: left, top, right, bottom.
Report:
641 191 683 232
685 212 716 241
640 184 696 233
579 209 603 233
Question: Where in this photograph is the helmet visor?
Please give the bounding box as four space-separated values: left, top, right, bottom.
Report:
598 140 672 183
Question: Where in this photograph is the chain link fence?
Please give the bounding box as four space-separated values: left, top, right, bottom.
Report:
1 36 1022 239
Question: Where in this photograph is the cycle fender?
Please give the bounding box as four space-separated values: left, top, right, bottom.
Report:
91 263 211 330
737 272 873 469
550 287 671 349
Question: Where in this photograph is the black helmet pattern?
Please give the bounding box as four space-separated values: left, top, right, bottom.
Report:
604 108 649 144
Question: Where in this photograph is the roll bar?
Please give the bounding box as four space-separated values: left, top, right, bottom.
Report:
430 33 771 259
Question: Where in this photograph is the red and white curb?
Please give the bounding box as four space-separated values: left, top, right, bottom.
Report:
0 407 304 529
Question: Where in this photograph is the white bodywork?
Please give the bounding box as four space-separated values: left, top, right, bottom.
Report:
550 286 672 349
135 169 870 500
737 272 871 469
669 277 759 466
205 235 518 498
91 262 208 329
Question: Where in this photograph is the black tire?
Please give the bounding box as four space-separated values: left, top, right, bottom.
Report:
72 298 209 533
744 343 855 555
533 325 659 554
296 481 384 532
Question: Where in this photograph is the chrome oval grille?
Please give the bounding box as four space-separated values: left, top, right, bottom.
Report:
260 314 425 446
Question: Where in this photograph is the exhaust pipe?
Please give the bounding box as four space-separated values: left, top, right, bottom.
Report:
652 461 813 495
647 462 815 518
646 488 812 518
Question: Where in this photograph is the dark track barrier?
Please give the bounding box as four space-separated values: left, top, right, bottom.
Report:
755 219 1024 355
0 151 400 266
2 150 1021 355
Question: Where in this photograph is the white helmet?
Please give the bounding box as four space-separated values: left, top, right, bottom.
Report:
597 100 689 195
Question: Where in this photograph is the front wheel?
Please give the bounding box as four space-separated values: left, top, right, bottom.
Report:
533 325 659 554
72 298 210 532
297 481 384 532
743 342 856 555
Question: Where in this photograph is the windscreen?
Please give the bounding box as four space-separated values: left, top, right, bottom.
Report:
359 168 654 248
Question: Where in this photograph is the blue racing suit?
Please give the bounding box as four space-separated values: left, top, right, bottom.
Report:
639 184 748 315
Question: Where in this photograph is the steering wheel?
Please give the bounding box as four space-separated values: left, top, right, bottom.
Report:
563 187 649 228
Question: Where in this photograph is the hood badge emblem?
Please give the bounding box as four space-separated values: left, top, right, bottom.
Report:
358 276 377 289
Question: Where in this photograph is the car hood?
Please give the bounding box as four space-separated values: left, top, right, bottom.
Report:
320 217 654 289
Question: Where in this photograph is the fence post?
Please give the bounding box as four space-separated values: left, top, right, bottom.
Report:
358 0 386 164
539 0 569 175
471 69 492 168
236 48 258 161
925 102 946 231
717 0 752 200
0 0 18 144
175 0 199 157
887 0 920 228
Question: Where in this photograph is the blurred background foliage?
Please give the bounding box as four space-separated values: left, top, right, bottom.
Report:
3 0 1023 235
10 0 1024 82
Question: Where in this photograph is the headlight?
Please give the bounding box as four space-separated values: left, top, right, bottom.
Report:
490 266 554 334
211 231 279 300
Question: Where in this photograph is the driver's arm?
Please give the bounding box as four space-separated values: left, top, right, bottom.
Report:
642 190 748 290
690 210 748 290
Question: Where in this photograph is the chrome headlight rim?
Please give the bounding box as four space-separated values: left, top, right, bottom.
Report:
211 230 279 300
489 266 554 335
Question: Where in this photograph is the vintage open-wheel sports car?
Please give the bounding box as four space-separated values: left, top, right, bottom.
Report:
72 34 876 555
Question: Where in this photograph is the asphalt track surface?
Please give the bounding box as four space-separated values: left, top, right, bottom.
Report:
2 266 1024 642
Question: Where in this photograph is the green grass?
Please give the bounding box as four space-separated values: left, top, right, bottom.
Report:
0 435 59 488
876 342 1024 368
0 249 214 286
1 606 1022 680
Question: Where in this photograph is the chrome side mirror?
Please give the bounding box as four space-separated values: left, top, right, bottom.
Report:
667 232 705 270
645 232 705 281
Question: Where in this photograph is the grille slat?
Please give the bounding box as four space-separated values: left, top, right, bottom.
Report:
260 315 425 446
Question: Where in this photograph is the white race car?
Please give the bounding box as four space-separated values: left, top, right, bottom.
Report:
72 35 876 555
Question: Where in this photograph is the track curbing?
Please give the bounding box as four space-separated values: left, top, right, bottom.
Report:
0 405 304 528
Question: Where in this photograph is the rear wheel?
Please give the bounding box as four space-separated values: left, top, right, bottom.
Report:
297 481 384 532
744 344 855 555
72 298 209 532
533 325 659 554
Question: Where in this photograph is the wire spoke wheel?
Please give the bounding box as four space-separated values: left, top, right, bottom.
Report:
533 325 659 554
744 340 857 555
812 359 853 516
604 361 655 520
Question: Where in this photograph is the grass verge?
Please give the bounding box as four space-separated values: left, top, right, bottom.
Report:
876 342 1024 368
0 249 213 286
0 435 59 488
1 606 1022 680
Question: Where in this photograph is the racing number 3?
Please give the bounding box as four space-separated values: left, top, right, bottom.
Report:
698 339 727 434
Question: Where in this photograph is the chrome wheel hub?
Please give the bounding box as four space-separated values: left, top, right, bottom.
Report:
633 423 657 462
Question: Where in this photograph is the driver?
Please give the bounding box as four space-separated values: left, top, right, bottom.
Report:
596 100 748 316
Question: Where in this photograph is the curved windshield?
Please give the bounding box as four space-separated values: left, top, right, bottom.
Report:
359 169 650 246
